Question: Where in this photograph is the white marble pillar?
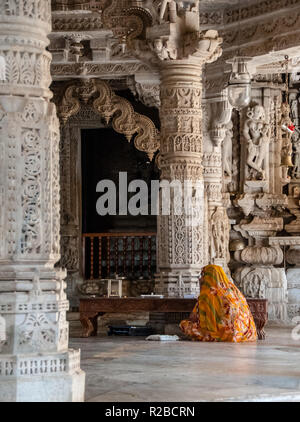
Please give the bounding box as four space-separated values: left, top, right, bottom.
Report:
203 94 232 273
140 9 223 297
0 0 85 402
156 63 207 297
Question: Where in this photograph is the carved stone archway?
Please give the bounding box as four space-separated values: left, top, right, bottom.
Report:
53 80 160 307
56 78 160 160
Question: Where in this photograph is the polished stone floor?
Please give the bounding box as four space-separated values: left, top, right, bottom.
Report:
69 325 300 402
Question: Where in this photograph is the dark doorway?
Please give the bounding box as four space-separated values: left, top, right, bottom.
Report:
81 127 158 233
81 127 158 280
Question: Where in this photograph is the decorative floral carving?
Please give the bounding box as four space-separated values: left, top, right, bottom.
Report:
0 50 51 90
128 79 161 109
57 79 160 160
20 128 42 255
18 313 56 351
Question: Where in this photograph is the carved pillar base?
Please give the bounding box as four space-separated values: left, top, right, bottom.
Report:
0 266 85 402
155 271 200 297
0 350 85 402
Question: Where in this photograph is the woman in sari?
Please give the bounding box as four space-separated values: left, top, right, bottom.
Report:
180 265 257 342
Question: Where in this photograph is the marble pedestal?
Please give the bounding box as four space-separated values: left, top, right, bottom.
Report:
0 350 85 402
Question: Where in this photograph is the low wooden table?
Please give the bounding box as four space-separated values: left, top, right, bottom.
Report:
79 297 268 340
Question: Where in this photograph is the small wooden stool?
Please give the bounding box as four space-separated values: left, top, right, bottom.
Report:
246 298 268 340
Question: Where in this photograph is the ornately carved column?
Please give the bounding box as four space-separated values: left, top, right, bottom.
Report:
148 26 222 298
233 85 288 321
156 63 207 296
0 1 85 401
203 91 232 273
95 1 222 296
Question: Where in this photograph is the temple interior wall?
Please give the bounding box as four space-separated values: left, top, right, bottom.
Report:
2 0 300 402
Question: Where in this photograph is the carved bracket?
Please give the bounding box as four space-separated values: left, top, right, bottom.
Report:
56 79 160 160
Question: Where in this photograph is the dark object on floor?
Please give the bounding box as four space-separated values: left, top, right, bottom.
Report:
108 325 153 336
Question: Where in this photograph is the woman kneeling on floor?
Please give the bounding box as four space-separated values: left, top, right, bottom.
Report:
180 265 257 342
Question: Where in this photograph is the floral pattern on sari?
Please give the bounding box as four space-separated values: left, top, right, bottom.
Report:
180 265 257 342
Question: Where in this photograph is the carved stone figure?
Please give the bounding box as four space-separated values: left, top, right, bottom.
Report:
210 207 230 263
281 102 294 167
291 98 298 121
151 38 178 60
242 270 267 299
243 105 270 181
292 132 300 179
223 121 233 178
292 131 300 179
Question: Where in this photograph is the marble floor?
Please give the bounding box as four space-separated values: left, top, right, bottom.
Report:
69 325 300 402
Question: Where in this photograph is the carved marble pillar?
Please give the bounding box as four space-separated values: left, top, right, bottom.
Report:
143 14 223 297
202 93 232 272
87 0 221 296
284 90 300 319
234 218 288 321
156 63 207 296
233 86 288 321
0 0 85 401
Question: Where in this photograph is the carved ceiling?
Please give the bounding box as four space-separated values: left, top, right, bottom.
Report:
49 0 300 99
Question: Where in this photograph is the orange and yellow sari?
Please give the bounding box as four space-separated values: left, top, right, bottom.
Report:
180 265 257 342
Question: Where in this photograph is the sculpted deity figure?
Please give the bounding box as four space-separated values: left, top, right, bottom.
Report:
151 38 177 60
152 38 168 60
292 131 300 179
223 120 233 178
243 105 270 181
211 207 230 262
291 98 298 121
281 102 294 167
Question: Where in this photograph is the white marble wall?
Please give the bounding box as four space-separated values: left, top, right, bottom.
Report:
0 0 85 401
